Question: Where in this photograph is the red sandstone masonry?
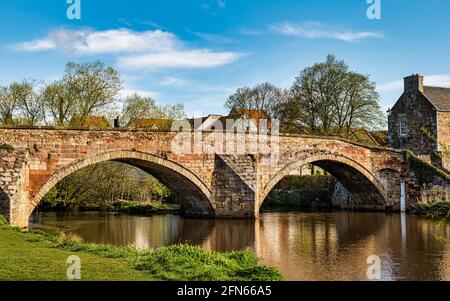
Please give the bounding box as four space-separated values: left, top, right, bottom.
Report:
0 127 444 227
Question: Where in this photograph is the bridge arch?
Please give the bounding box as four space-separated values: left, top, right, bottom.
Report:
259 153 387 211
28 150 215 220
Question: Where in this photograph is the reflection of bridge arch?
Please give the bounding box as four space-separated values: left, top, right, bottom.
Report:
27 150 215 220
260 153 386 210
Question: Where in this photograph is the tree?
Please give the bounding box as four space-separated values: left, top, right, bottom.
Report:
16 80 45 126
121 93 185 127
43 61 122 126
65 61 122 126
225 82 284 120
0 81 41 125
42 80 74 126
285 54 385 136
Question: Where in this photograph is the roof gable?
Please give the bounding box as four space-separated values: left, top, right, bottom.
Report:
422 86 450 111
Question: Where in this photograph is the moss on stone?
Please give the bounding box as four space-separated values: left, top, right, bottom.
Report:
404 150 450 186
0 144 14 153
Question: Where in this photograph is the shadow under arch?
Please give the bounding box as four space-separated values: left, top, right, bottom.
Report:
28 150 215 220
260 153 386 211
0 186 10 221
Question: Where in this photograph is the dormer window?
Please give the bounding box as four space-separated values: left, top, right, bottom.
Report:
399 118 408 137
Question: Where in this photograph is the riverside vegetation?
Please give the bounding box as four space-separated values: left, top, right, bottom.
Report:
0 214 283 281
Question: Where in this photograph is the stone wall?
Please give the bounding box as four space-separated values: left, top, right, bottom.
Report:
0 127 436 226
212 155 257 218
436 111 450 171
388 91 438 156
0 148 28 223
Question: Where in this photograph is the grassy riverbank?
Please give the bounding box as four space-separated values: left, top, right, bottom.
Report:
414 199 450 221
261 175 334 212
114 201 180 216
37 200 181 216
0 216 282 281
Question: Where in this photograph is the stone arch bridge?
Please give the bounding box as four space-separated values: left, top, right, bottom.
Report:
0 128 427 228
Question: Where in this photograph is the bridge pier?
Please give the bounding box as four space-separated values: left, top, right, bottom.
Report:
0 149 31 228
212 155 259 219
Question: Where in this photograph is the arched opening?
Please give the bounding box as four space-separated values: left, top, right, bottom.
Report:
260 154 386 212
28 150 215 223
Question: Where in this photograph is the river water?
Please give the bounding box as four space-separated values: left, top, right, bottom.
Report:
29 211 450 280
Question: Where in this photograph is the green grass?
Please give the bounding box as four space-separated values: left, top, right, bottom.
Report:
0 227 151 281
114 201 180 216
414 199 450 221
37 199 181 216
0 220 283 281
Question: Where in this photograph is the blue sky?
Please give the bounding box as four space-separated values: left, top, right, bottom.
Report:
1 0 450 116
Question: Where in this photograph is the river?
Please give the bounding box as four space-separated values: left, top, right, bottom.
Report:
29 211 450 280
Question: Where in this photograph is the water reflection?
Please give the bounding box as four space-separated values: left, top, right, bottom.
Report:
30 211 449 280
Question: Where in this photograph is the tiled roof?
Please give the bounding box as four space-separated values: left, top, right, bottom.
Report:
423 86 450 111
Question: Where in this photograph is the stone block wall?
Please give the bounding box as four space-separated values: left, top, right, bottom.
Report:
388 91 438 155
212 155 257 218
0 127 441 226
0 148 28 224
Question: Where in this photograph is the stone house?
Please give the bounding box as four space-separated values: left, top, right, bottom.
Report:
388 74 450 170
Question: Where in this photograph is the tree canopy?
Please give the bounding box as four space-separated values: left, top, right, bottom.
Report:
283 54 386 136
0 60 185 127
225 55 386 137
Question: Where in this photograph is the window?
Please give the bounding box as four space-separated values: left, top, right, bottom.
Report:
399 118 408 137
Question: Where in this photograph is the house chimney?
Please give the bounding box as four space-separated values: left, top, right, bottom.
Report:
404 74 424 93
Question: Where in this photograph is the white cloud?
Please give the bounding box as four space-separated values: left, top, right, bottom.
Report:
12 28 243 70
269 21 383 42
378 74 450 92
425 74 450 87
118 49 244 70
186 29 235 44
159 77 188 87
13 28 178 55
